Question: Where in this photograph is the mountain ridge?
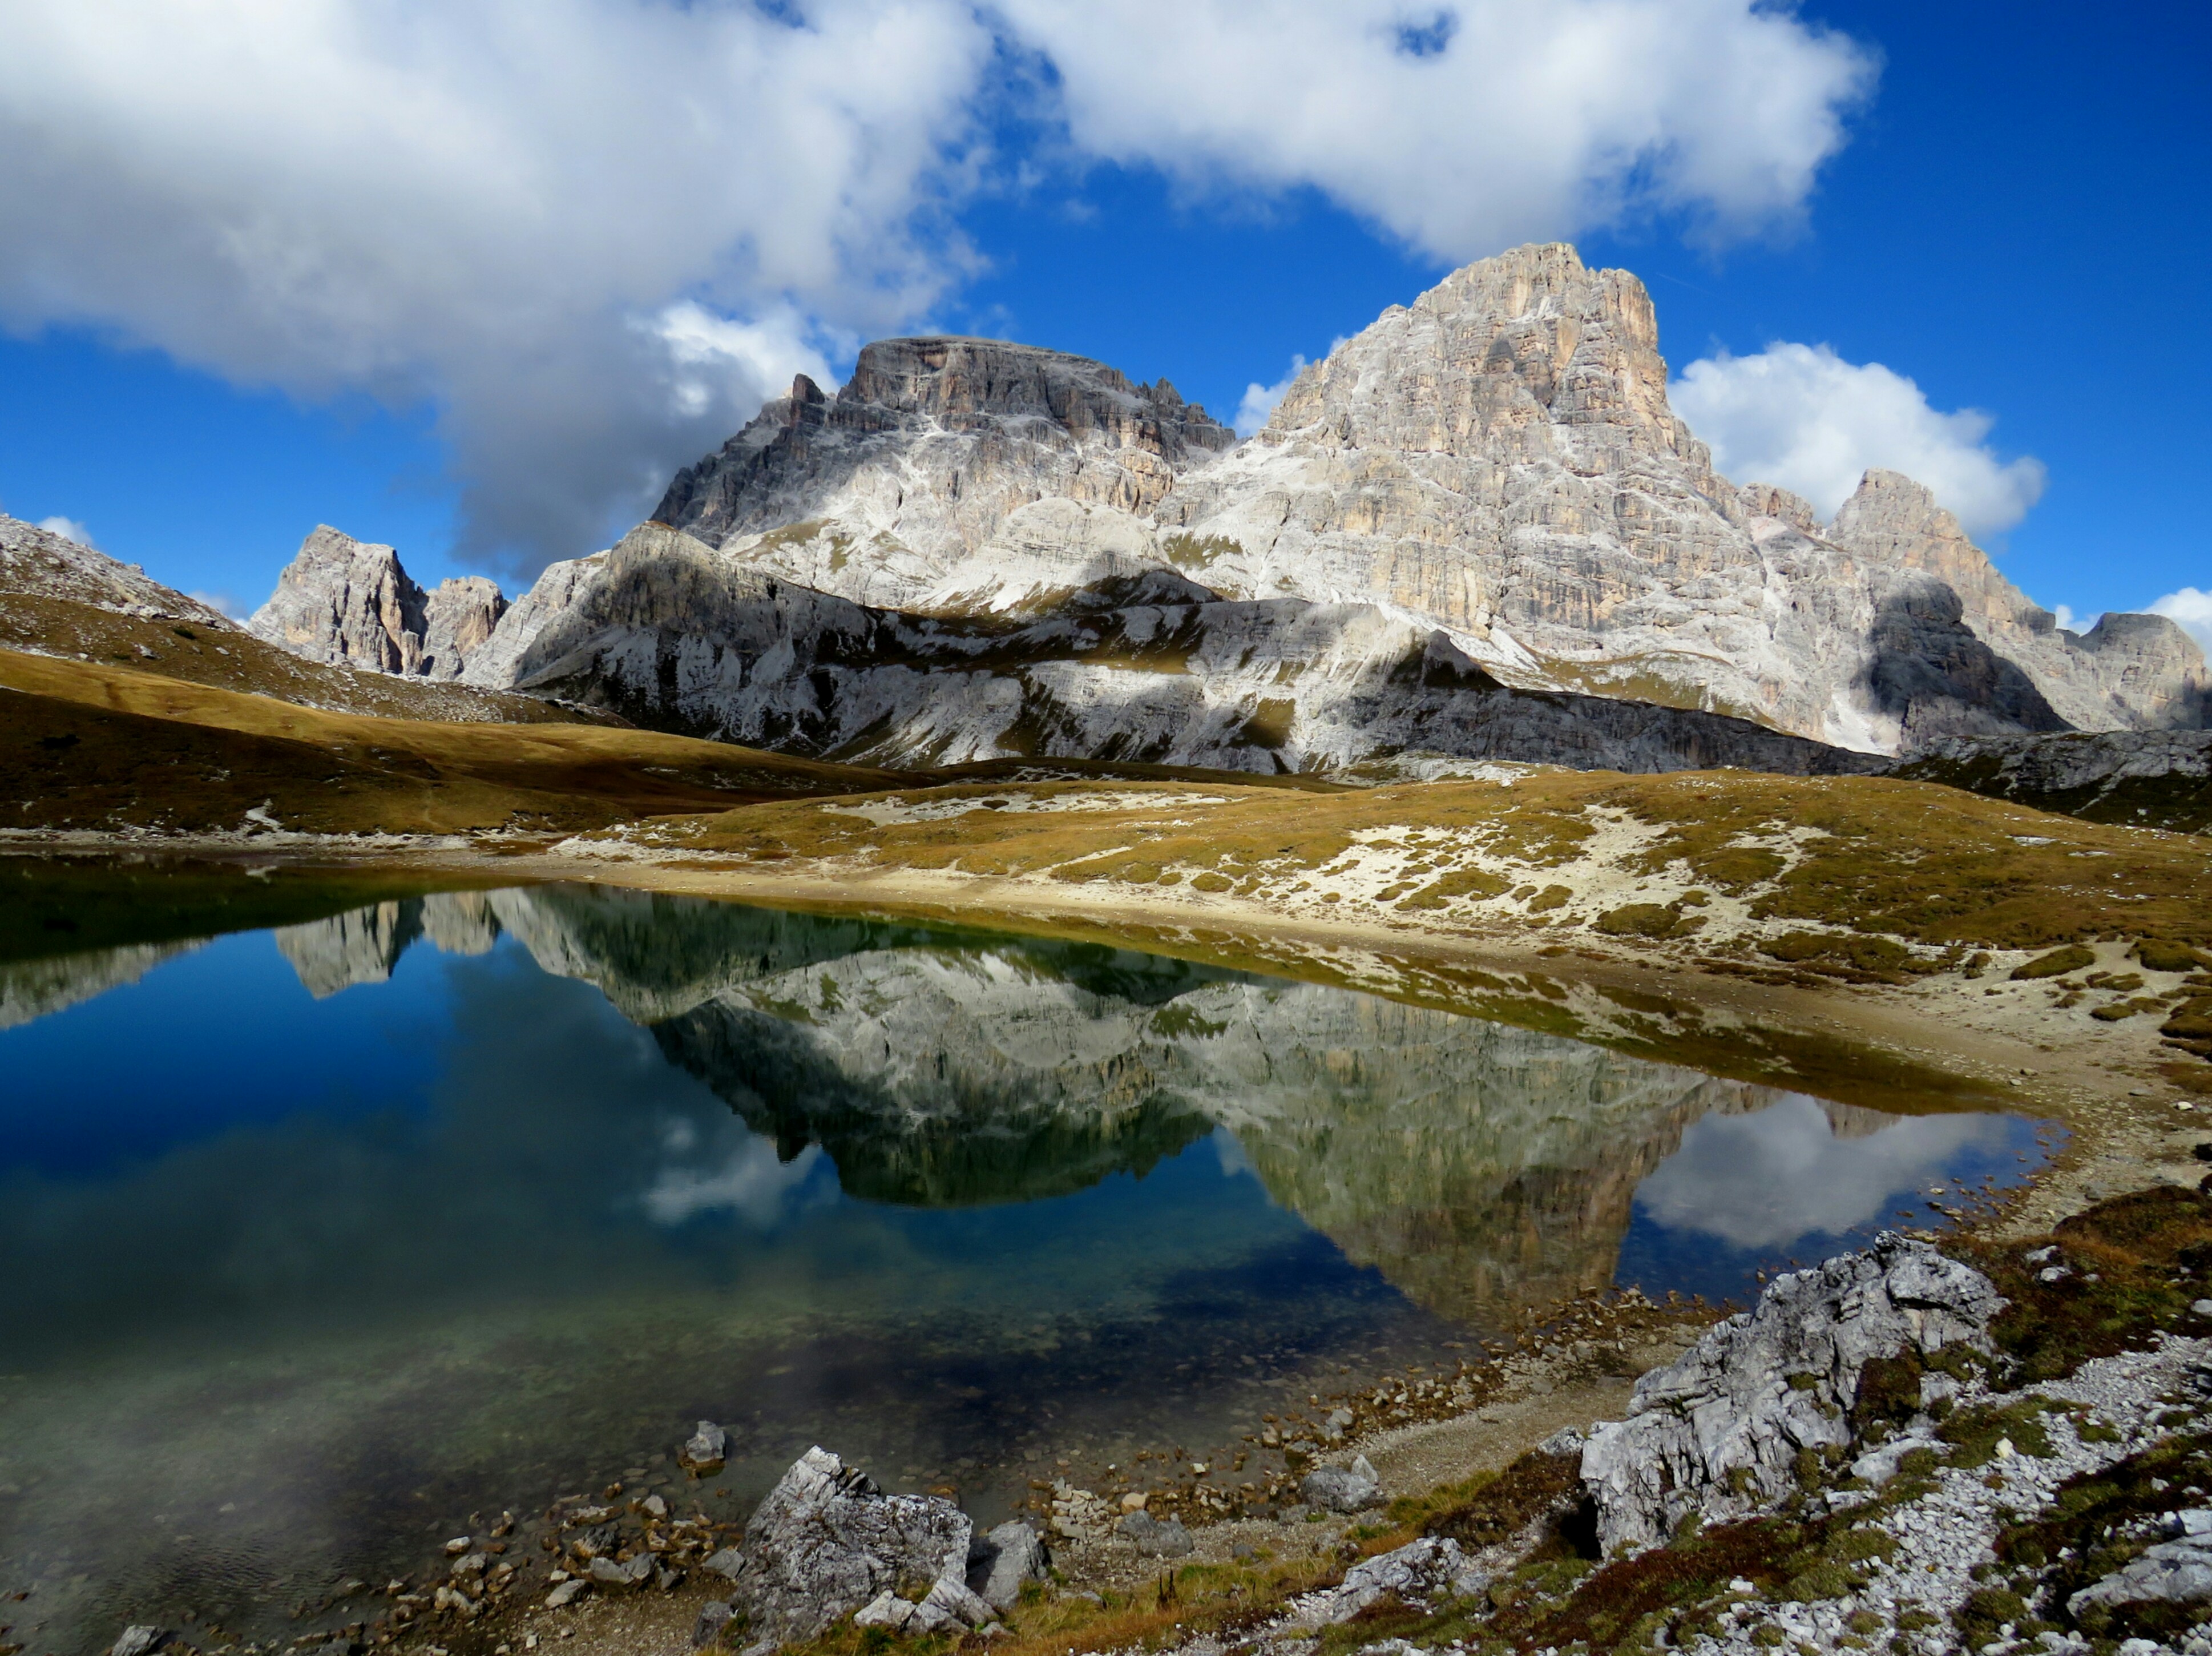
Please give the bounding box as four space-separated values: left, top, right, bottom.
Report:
233 244 2207 773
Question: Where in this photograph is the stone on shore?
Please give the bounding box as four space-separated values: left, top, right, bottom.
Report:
1301 1454 1382 1513
692 1601 734 1649
1294 1536 1485 1627
965 1520 1049 1609
715 1447 972 1642
1579 1231 2004 1554
1117 1510 1195 1557
588 1554 654 1589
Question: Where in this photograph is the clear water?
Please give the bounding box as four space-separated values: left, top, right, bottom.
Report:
0 882 2052 1655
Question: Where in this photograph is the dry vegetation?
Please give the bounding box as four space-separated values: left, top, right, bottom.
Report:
0 591 594 723
596 767 2212 961
0 648 910 834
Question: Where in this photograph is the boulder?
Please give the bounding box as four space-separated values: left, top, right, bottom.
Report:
1580 1232 2004 1554
692 1601 734 1649
717 1447 971 1643
544 1579 587 1609
1116 1510 1195 1557
1302 1454 1382 1513
851 1576 999 1637
588 1554 654 1589
1295 1537 1484 1626
110 1630 173 1656
2072 1513 2212 1614
683 1420 730 1476
966 1520 1049 1609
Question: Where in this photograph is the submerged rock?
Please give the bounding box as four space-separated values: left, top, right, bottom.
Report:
681 1420 730 1476
109 1630 174 1656
1579 1232 2004 1553
1301 1454 1382 1513
716 1447 972 1642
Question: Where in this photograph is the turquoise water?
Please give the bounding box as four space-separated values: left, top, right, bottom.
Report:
0 882 2049 1655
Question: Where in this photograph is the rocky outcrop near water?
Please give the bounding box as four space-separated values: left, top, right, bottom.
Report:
1886 728 2212 834
249 525 506 680
1580 1234 2006 1552
705 1447 992 1642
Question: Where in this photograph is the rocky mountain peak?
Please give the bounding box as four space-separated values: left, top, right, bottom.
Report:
1263 241 1694 478
248 525 506 682
0 512 233 626
648 336 1237 601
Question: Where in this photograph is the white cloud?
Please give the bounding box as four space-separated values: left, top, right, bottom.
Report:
37 514 93 546
2150 588 2212 655
1234 354 1310 438
997 0 1876 258
1635 1093 2012 1251
1670 342 2047 539
641 1135 825 1227
0 0 994 572
189 589 248 620
0 0 1877 573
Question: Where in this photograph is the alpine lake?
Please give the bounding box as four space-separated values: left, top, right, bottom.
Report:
0 859 2060 1656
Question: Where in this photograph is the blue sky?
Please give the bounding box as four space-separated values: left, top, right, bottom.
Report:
0 0 2205 639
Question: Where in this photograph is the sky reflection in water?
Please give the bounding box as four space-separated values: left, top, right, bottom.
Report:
0 884 2051 1654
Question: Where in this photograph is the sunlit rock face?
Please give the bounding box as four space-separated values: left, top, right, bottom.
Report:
465 245 2202 760
460 521 1872 777
1164 247 2206 749
248 526 505 681
653 340 1237 606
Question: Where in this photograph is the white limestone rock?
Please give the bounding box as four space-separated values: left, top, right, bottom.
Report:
716 1447 971 1643
1579 1232 2004 1554
249 525 504 680
1 512 232 626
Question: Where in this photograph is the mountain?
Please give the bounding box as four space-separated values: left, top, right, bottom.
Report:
249 525 506 680
0 511 583 726
243 245 2207 771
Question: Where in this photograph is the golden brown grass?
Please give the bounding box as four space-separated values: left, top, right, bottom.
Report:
0 649 907 834
0 591 592 723
627 767 2212 954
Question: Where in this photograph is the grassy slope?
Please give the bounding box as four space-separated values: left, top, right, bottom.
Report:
0 591 601 724
616 767 2212 958
0 649 909 835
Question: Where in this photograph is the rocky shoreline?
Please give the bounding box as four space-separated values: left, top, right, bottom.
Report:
70 1170 2212 1656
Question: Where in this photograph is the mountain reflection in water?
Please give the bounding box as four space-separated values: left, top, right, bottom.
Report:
0 882 2046 1655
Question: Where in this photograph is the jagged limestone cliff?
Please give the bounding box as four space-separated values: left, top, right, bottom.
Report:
250 525 505 681
249 248 2207 765
461 521 1872 776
